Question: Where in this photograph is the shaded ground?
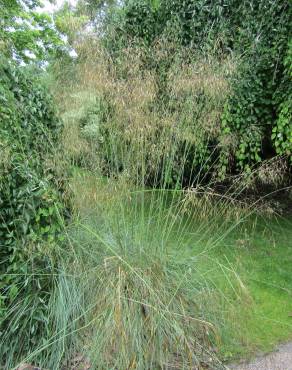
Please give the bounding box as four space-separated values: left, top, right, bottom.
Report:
229 342 292 370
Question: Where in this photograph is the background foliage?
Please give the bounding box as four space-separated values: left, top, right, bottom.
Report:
101 0 292 183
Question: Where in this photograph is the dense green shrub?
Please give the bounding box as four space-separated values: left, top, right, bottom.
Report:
0 58 64 361
104 0 228 51
272 40 292 161
218 1 292 177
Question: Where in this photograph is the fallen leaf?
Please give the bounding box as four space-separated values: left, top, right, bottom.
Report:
17 365 40 370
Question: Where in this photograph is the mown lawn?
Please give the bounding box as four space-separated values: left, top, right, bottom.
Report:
210 216 292 361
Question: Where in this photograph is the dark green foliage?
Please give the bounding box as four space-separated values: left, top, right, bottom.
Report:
219 1 292 176
0 58 63 362
272 40 292 161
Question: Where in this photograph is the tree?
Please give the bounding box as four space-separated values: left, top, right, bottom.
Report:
0 0 64 64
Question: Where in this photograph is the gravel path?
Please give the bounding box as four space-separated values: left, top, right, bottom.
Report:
228 343 292 370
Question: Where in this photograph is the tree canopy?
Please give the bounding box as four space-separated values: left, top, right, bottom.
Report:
0 0 64 64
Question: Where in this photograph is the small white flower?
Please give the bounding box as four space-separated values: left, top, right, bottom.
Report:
23 49 37 59
69 49 78 58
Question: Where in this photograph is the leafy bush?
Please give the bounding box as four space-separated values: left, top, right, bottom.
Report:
104 0 230 52
272 40 292 160
218 1 291 177
0 57 64 364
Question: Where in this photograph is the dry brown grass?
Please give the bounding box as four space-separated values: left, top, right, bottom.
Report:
53 37 238 189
